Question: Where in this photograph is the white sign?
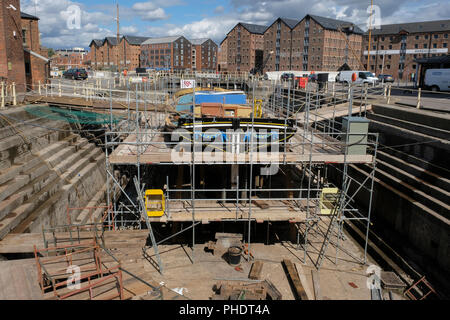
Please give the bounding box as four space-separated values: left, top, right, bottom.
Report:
364 48 448 55
181 79 196 89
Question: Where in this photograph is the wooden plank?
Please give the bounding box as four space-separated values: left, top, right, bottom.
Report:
311 270 322 300
262 279 282 300
295 263 314 300
251 200 270 209
248 261 264 280
282 259 309 300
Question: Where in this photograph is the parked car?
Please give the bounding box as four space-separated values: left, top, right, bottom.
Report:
424 68 450 92
63 68 88 80
378 74 394 83
336 70 378 85
280 73 295 81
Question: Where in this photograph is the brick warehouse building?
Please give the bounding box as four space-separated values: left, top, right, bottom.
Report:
21 12 49 89
263 18 300 71
119 36 150 71
0 0 48 93
263 15 363 72
363 19 450 81
221 15 363 73
51 48 88 71
88 37 121 71
291 15 363 72
89 39 104 70
225 23 267 73
190 38 217 72
140 36 192 71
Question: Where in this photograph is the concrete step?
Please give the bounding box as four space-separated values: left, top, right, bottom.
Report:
59 146 103 184
377 150 450 193
7 149 104 235
0 172 62 239
0 137 88 221
367 112 450 140
349 164 450 227
24 153 105 233
45 138 88 169
371 103 450 132
0 130 68 171
369 119 450 171
359 164 450 220
379 146 449 179
0 120 68 153
376 158 450 205
0 175 30 204
0 137 85 203
0 118 69 141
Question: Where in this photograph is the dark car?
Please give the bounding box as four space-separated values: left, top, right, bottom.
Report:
280 73 295 81
378 74 394 83
63 68 88 80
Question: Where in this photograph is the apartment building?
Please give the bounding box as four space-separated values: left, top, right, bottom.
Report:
363 19 450 80
225 23 267 73
140 36 192 71
190 38 218 72
264 15 363 72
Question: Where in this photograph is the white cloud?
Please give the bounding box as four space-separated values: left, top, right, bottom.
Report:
139 7 169 21
214 5 225 14
21 0 113 48
131 2 169 21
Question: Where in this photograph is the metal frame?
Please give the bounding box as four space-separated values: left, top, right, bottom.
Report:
100 74 381 271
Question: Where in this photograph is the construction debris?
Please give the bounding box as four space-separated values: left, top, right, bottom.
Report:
206 232 243 257
211 280 282 300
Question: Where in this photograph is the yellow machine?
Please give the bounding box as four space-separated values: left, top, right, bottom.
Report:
319 188 340 215
253 99 263 118
145 189 165 217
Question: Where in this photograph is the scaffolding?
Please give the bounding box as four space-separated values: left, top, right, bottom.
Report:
99 74 381 273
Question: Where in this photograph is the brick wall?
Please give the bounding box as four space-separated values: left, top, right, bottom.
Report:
218 38 228 72
363 30 449 80
227 24 264 73
0 0 26 93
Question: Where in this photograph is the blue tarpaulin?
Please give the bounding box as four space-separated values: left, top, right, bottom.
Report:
175 91 247 113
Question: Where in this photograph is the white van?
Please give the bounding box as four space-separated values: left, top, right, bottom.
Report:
336 71 379 85
424 68 450 92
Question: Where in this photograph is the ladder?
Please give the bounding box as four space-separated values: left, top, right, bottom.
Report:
404 276 437 300
133 176 164 274
314 179 349 270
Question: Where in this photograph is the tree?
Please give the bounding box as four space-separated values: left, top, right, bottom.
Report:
47 48 55 58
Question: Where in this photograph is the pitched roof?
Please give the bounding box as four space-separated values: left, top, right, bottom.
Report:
122 36 151 45
21 12 39 20
279 18 301 29
104 37 119 45
142 36 184 45
368 19 450 36
190 38 209 45
307 14 364 34
89 39 104 47
239 23 268 34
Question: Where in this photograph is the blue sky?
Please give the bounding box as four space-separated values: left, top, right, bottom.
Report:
20 0 450 49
